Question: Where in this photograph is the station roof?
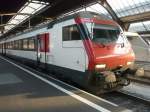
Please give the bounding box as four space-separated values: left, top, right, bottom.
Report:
0 0 150 39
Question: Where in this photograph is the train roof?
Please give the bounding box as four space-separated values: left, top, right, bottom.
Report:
48 11 112 28
3 11 112 40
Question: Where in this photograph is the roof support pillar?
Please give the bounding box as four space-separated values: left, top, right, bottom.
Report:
124 23 130 31
98 0 127 31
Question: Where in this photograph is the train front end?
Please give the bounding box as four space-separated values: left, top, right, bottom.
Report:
75 12 137 93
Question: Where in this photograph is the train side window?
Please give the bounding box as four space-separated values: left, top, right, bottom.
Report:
18 40 23 50
14 40 19 49
13 41 15 49
63 24 81 41
4 43 6 49
7 42 9 49
0 44 3 49
8 42 11 49
7 43 9 49
23 39 28 50
28 37 35 50
11 41 14 49
6 43 8 49
10 42 12 49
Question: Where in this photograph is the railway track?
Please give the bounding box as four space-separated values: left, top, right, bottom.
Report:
128 70 150 86
27 64 150 112
118 90 150 103
100 91 150 112
25 65 150 112
126 61 150 85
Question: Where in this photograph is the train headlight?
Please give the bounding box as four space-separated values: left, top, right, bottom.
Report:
127 61 134 70
95 64 106 69
127 61 134 66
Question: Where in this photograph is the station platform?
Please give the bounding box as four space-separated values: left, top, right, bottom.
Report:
0 56 132 112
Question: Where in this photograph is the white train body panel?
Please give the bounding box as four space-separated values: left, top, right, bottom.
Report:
0 19 88 72
3 27 48 61
50 19 87 72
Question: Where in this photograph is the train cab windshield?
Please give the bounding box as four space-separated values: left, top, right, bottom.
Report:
86 23 124 45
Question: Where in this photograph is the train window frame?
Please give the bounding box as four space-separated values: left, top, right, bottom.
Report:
62 24 81 41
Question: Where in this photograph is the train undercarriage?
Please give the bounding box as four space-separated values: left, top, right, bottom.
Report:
86 67 144 94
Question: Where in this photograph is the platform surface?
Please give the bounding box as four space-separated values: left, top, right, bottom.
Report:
0 56 132 112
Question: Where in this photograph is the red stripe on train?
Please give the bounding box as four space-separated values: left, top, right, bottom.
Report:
82 39 95 71
75 17 118 26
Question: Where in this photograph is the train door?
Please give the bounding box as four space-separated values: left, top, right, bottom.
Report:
36 33 49 68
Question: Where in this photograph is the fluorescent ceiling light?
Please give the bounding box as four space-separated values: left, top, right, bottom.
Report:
5 25 15 30
28 3 43 9
21 6 35 14
15 15 27 20
9 19 20 24
4 0 49 34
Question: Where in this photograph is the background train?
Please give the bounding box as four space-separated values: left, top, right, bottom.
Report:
125 32 150 71
125 32 150 62
0 11 142 93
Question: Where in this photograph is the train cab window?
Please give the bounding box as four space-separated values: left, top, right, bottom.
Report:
28 37 35 50
63 24 81 41
23 39 28 49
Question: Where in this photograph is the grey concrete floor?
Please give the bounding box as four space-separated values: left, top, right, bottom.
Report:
0 57 101 112
0 56 139 112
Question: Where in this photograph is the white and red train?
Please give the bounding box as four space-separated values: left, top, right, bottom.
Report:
0 11 139 93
